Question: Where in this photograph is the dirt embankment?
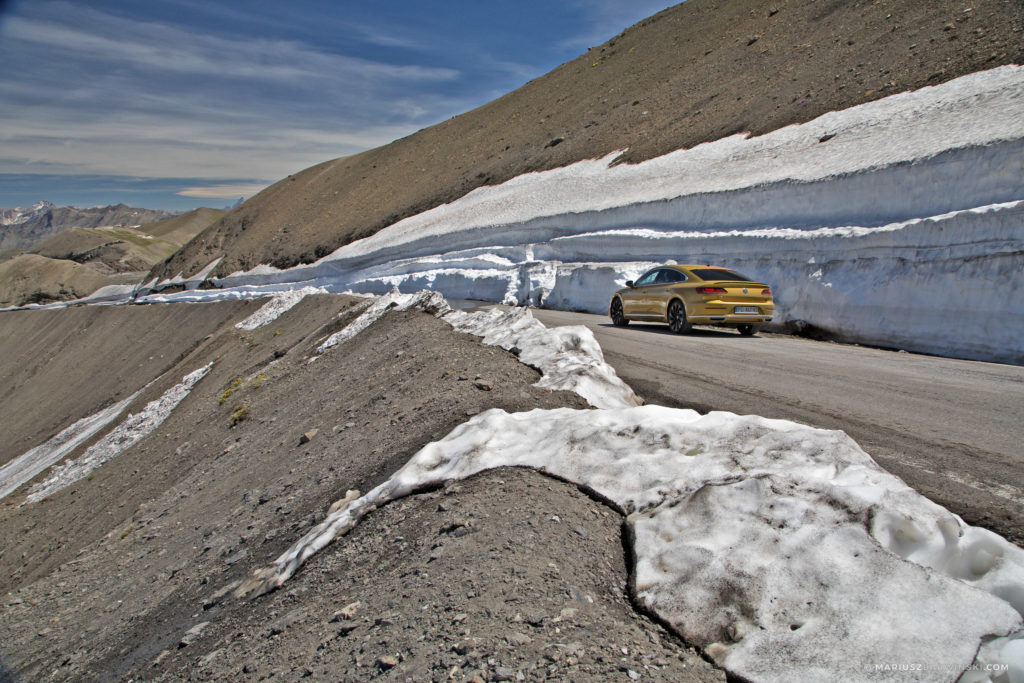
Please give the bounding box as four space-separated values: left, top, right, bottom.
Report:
0 297 723 681
153 0 1024 280
0 299 255 468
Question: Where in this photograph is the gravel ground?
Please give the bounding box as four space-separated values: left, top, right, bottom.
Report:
0 295 722 681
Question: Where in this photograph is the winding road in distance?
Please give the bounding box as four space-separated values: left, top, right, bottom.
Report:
529 308 1024 546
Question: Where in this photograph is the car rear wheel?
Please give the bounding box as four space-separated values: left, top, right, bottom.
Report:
668 300 691 334
610 298 629 327
737 324 759 336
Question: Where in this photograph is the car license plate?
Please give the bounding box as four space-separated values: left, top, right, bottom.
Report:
734 306 759 314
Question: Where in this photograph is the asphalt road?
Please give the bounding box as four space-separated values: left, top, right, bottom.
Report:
531 309 1024 546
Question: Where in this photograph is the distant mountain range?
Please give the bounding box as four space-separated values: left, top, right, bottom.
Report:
0 207 224 307
0 201 176 251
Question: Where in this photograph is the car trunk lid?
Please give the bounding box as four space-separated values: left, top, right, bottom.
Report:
710 281 770 302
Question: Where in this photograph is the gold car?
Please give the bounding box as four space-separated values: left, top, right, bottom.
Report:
609 265 774 336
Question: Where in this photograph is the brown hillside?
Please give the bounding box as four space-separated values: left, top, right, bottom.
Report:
0 208 227 305
144 206 226 244
0 254 115 307
33 207 225 273
0 299 708 682
0 203 174 252
153 0 1024 280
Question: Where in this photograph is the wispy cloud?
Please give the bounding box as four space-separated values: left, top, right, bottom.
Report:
0 1 474 182
3 12 459 84
177 183 270 199
0 0 676 210
343 21 434 51
0 114 419 179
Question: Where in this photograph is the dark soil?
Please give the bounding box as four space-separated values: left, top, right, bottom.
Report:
0 296 723 681
152 0 1024 280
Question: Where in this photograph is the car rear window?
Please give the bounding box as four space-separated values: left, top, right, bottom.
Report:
691 268 751 282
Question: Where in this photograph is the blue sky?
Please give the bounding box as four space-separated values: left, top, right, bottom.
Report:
0 0 675 211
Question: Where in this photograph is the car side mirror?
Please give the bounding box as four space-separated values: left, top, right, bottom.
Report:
625 280 634 288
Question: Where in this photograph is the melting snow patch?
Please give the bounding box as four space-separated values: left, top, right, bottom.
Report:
235 286 325 330
23 363 213 504
242 406 1024 682
0 391 141 502
967 632 1024 683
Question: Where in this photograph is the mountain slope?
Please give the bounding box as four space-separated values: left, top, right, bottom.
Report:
1 299 711 682
144 207 227 244
153 0 1024 280
0 254 114 307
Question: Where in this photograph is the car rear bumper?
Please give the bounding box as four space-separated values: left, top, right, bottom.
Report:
690 314 773 324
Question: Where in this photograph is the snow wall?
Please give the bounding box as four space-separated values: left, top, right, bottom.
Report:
163 66 1024 365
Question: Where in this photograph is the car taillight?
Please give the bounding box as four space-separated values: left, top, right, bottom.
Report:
762 288 772 297
696 286 727 294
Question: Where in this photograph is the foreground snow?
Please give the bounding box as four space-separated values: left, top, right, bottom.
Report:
4 287 1022 680
313 289 641 409
444 306 641 410
229 290 1024 682
234 286 326 330
124 65 1024 364
247 405 1023 682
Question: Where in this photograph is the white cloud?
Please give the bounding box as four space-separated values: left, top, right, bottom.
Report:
177 183 270 199
0 114 417 179
0 0 673 193
343 21 433 51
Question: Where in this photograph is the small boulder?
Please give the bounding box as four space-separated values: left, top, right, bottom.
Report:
327 490 361 515
377 655 399 669
179 621 210 648
331 601 361 621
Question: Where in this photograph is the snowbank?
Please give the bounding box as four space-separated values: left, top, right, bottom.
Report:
314 290 445 354
443 306 641 409
244 405 1024 682
233 289 1022 681
138 65 1023 364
